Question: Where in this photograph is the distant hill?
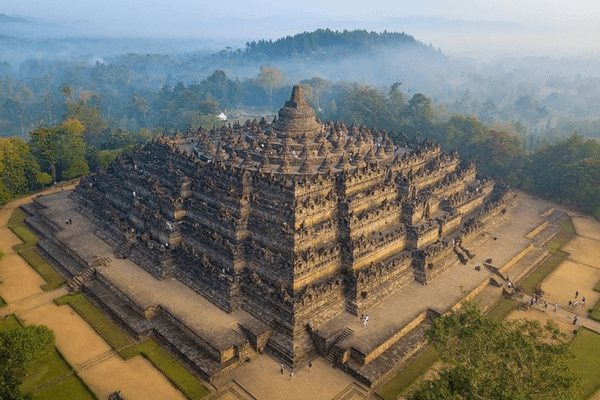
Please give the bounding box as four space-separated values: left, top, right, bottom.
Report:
0 14 28 24
242 28 440 60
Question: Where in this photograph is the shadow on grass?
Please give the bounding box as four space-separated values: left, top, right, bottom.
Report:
20 348 72 394
0 314 95 399
18 248 66 291
55 293 210 399
31 374 97 400
0 313 22 331
375 346 438 400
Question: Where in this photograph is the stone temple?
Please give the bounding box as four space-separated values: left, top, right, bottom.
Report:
64 86 515 384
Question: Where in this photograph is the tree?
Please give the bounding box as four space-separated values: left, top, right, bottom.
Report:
407 302 580 400
35 172 52 189
404 93 434 138
258 65 287 105
65 100 108 148
335 84 393 128
0 138 41 200
29 119 88 183
443 115 489 157
60 84 74 102
0 325 55 400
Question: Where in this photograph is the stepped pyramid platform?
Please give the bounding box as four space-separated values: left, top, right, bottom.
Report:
22 87 565 386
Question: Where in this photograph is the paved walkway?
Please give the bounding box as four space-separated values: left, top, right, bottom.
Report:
518 293 600 333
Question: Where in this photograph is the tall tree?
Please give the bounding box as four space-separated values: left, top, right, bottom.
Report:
407 302 580 400
65 100 108 148
0 325 55 400
29 119 88 183
0 138 40 202
258 65 287 105
404 93 434 138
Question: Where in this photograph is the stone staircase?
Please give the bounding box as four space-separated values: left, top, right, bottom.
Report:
324 327 354 363
90 256 112 268
341 318 431 388
232 323 247 338
114 238 136 259
68 267 96 292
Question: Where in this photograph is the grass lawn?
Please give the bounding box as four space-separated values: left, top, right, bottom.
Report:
18 247 66 291
55 293 132 350
547 220 575 254
8 208 26 226
486 298 519 319
32 374 97 400
521 219 574 294
8 209 38 250
589 303 600 324
0 315 82 398
521 253 567 294
375 346 438 400
20 348 72 393
10 225 38 250
0 314 21 330
120 339 210 400
570 328 600 399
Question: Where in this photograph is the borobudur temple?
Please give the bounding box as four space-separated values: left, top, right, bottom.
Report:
71 85 515 372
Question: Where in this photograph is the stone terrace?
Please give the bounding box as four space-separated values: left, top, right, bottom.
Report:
28 191 267 381
311 191 559 386
25 189 561 388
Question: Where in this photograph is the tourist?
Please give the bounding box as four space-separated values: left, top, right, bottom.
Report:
280 364 284 374
576 290 579 299
554 303 558 312
544 301 548 308
573 315 578 325
289 370 294 380
582 297 586 306
308 362 312 372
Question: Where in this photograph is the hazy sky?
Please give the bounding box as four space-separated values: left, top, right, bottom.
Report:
3 0 600 58
5 0 600 23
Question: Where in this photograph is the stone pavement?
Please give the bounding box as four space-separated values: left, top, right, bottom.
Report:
209 351 375 400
